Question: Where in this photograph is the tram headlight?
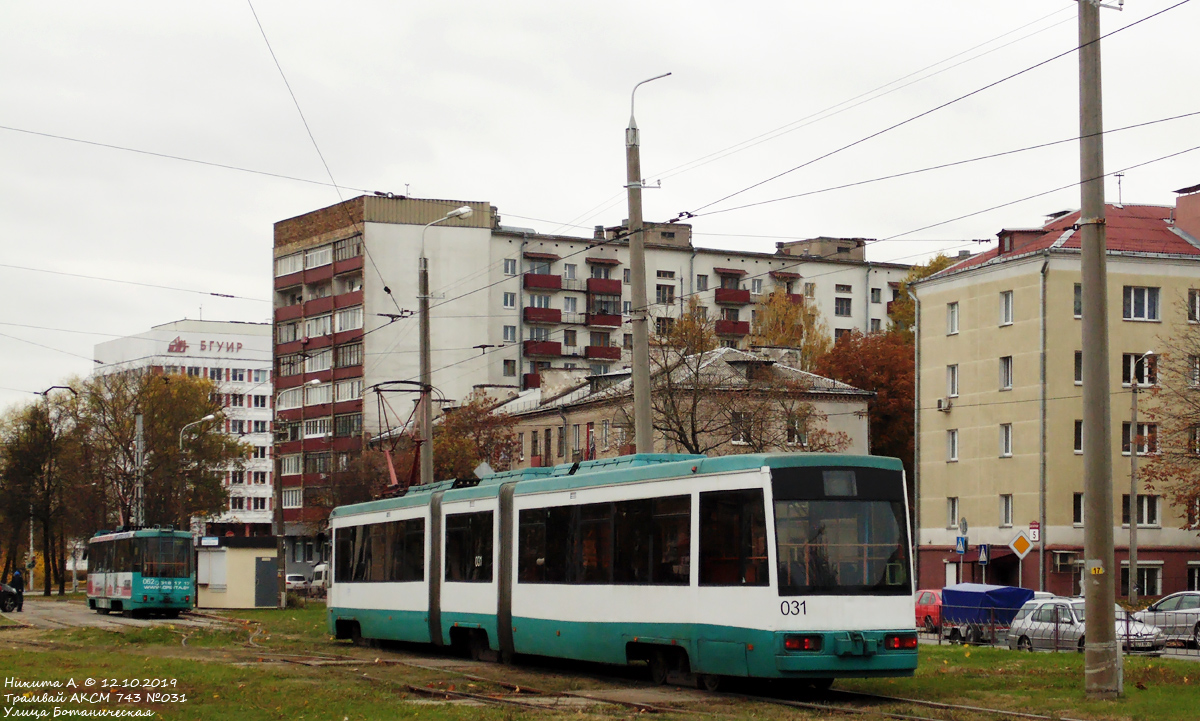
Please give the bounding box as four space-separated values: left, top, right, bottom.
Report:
884 633 918 650
783 635 823 652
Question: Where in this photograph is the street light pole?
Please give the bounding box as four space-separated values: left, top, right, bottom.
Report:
178 414 216 531
37 385 75 595
1128 350 1153 605
1078 0 1121 699
625 72 670 454
418 205 474 488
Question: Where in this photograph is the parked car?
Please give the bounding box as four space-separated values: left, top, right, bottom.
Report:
941 583 1035 645
285 574 309 592
915 589 942 632
1132 592 1200 646
311 564 329 595
0 582 17 613
1007 599 1164 654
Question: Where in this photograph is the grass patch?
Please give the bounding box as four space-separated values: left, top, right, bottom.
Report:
841 644 1200 720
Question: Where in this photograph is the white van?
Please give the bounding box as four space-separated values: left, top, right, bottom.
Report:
311 563 329 596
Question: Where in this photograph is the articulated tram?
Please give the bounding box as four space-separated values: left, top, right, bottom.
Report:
328 453 917 689
87 528 194 618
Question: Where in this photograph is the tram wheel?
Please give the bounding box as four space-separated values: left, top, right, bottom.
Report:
699 674 722 692
96 608 110 615
809 678 834 692
162 610 180 620
649 650 669 686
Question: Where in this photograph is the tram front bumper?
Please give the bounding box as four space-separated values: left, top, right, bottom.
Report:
773 630 917 675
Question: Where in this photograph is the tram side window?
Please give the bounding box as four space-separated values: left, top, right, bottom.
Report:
335 527 356 583
392 518 426 582
518 495 691 585
699 489 769 586
445 511 494 582
335 519 426 583
114 539 130 573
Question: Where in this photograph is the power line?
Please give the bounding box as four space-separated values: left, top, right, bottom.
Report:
0 262 270 302
0 330 100 364
677 0 1193 220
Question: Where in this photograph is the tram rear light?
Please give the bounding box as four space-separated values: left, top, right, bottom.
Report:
783 635 822 652
884 633 918 650
142 595 148 602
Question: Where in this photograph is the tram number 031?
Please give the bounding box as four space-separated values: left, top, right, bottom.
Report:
780 600 807 616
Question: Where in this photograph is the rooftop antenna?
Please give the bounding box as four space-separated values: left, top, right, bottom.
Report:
1115 172 1125 207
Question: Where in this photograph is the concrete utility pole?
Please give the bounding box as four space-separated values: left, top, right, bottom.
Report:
1128 351 1153 605
1078 0 1121 699
625 73 670 454
419 205 474 487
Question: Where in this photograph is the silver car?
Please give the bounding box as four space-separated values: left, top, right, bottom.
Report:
1006 599 1164 654
1133 592 1200 645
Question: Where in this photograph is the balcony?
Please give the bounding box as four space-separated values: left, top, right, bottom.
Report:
715 319 750 336
788 294 805 305
523 307 561 324
522 373 541 389
585 345 622 361
714 288 751 305
304 295 335 315
586 313 622 328
587 277 622 295
561 312 587 325
562 278 586 292
274 304 303 322
562 345 584 357
523 340 561 357
523 274 562 291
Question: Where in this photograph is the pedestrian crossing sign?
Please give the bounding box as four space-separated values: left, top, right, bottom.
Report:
955 536 967 554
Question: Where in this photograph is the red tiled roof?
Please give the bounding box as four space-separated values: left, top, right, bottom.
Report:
937 204 1199 277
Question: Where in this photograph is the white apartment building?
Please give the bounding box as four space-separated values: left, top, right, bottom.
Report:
94 319 274 537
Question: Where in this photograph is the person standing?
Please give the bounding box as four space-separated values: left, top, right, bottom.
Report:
10 570 23 612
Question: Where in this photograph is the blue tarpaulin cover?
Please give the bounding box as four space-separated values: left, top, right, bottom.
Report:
940 583 1035 626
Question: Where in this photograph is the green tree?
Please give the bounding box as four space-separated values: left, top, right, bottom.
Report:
433 391 521 481
749 290 833 371
888 253 957 334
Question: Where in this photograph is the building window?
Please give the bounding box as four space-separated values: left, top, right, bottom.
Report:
230 420 245 434
252 446 268 459
230 496 245 510
228 394 244 408
503 359 516 377
503 326 516 343
333 307 364 333
1121 422 1158 455
304 418 330 439
282 488 302 509
786 416 807 446
1121 566 1162 597
947 302 959 334
1122 494 1161 527
333 234 362 261
528 260 552 275
1075 351 1083 385
563 296 577 313
623 301 632 315
1123 286 1160 321
187 366 201 377
870 288 882 304
696 274 708 291
655 317 675 336
803 282 816 298
209 367 224 381
252 471 268 485
305 245 333 269
999 356 1013 390
335 343 363 368
750 278 763 295
252 497 267 511
503 258 517 275
529 294 551 309
1000 423 1013 457
657 270 676 279
254 369 270 383
731 411 751 445
1189 289 1200 322
834 298 852 317
252 420 269 433
947 497 959 528
947 430 958 462
835 284 852 293
277 387 303 412
1073 493 1084 525
503 292 516 309
870 318 881 332
722 307 740 322
281 455 301 476
1074 283 1082 318
563 263 577 280
623 333 633 349
305 349 332 373
1000 290 1013 326
1190 565 1200 591
1000 494 1013 527
528 326 550 342
253 395 268 408
305 383 332 406
334 413 362 438
624 268 632 284
334 378 363 402
1121 353 1156 387
278 354 303 377
275 252 303 277
590 265 610 280
656 284 675 305
230 471 245 485
1189 355 1200 387
304 452 331 475
1074 420 1083 453
231 368 246 382
947 364 959 398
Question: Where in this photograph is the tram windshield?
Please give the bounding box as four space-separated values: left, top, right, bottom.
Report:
141 537 193 578
772 467 910 596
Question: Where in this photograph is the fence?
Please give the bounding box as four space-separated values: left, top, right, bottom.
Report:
918 597 1199 658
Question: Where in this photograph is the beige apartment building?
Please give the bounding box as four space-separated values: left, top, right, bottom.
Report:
914 188 1200 597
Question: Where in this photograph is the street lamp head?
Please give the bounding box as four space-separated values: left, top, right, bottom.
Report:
1142 350 1155 358
446 205 473 220
306 378 322 386
201 414 216 422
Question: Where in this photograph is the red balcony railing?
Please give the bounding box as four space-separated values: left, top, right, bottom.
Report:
586 314 622 327
523 307 561 324
585 345 622 360
523 274 562 291
788 294 805 305
715 319 750 336
522 373 541 389
886 300 896 315
714 288 751 304
523 340 561 357
587 278 622 295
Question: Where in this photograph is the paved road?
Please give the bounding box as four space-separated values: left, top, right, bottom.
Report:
4 598 230 632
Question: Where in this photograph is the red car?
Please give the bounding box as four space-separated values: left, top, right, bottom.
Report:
915 589 942 632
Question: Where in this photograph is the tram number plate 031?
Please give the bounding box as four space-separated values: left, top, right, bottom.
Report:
780 600 807 616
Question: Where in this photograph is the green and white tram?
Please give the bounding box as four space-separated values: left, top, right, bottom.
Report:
87 528 194 618
328 453 917 689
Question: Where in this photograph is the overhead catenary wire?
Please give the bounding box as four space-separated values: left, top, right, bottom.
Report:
676 0 1194 220
0 262 271 303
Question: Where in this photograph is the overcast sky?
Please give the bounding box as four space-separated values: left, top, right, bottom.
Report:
2 1 1198 410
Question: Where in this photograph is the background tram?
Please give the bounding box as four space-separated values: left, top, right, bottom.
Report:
327 453 917 689
87 528 194 618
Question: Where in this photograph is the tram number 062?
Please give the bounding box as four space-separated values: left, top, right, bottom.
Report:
780 600 807 616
